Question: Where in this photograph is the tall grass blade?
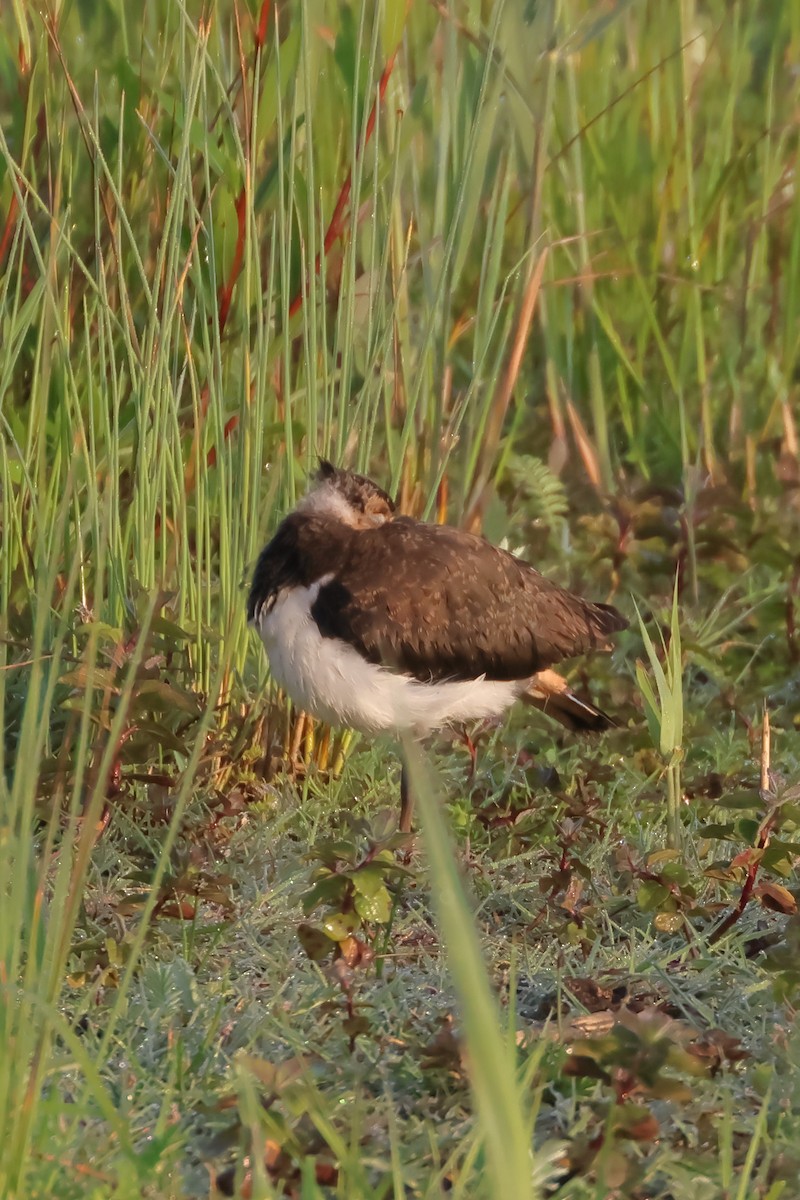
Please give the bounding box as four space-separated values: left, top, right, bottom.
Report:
634 576 685 847
403 743 536 1200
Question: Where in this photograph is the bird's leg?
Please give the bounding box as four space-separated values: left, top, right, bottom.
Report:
399 760 415 833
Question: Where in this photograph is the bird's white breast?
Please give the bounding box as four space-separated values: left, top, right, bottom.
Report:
255 578 523 736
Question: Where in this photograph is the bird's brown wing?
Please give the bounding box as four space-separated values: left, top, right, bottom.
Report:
310 517 627 683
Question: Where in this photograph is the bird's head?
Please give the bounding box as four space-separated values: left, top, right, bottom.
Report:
297 459 396 528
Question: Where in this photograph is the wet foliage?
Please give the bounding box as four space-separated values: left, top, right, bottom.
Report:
6 478 794 1198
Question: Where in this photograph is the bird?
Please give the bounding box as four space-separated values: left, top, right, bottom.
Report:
247 460 627 832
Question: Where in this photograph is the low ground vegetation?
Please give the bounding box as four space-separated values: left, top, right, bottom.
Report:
1 2 798 1196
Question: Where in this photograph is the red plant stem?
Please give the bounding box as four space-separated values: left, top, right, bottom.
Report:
193 4 272 479
201 19 398 468
2 92 47 272
214 2 269 337
216 188 248 334
709 813 777 945
255 0 271 48
288 47 398 319
205 42 400 469
0 191 19 268
206 414 239 468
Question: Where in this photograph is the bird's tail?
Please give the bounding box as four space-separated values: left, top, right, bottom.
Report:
521 668 614 733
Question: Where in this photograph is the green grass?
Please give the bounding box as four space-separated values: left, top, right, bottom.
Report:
2 0 799 1195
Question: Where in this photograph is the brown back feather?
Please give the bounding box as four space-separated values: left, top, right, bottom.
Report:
307 517 626 683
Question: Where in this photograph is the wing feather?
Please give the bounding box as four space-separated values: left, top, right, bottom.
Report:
310 518 626 682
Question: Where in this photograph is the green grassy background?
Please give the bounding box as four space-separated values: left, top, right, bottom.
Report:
1 0 799 1196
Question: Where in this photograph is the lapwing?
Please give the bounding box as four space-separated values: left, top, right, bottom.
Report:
248 461 627 831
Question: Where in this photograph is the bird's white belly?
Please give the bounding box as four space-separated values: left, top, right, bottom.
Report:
255 581 523 736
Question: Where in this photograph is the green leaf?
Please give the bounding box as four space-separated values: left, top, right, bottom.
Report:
699 823 736 839
354 885 392 924
635 660 662 749
636 881 671 911
734 818 761 843
646 849 681 867
302 874 348 915
151 615 193 642
59 666 120 692
297 923 333 962
321 911 361 942
714 790 762 811
653 911 683 934
659 862 690 887
350 863 391 897
133 680 203 716
381 0 408 59
633 588 683 757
